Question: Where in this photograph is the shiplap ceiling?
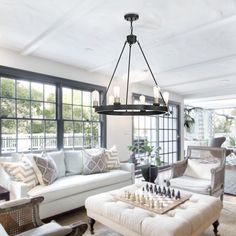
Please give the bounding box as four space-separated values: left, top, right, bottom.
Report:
1 0 236 101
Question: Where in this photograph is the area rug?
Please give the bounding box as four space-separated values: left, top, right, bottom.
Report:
56 201 236 236
224 166 236 195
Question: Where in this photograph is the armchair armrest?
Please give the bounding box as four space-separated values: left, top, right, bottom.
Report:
171 159 188 178
120 163 135 184
10 181 28 199
211 165 225 193
68 220 88 236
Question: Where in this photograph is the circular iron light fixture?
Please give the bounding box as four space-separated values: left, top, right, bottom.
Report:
92 13 169 116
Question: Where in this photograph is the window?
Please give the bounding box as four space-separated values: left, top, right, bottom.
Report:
62 87 101 149
0 66 106 155
133 94 180 166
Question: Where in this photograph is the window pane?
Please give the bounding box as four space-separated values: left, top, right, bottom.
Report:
73 105 82 120
64 121 73 148
63 104 72 119
1 78 15 98
31 82 43 101
32 120 44 151
82 91 91 106
31 102 43 118
63 88 72 104
1 98 15 117
18 120 31 152
83 106 91 121
84 122 92 148
17 80 30 99
73 90 81 105
44 85 56 102
17 100 30 118
44 103 55 119
46 121 57 150
74 122 83 148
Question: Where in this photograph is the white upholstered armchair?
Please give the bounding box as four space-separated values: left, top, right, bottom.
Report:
169 146 226 200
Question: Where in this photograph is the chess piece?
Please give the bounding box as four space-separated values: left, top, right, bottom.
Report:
128 192 131 200
172 189 175 198
158 186 161 194
149 185 153 193
142 187 145 192
146 183 149 192
167 188 171 197
141 195 145 205
137 194 140 203
177 191 181 199
154 185 157 193
163 187 166 195
151 199 155 208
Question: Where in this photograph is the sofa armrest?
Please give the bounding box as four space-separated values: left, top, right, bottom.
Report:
120 163 135 184
10 181 28 199
171 159 188 179
211 165 225 193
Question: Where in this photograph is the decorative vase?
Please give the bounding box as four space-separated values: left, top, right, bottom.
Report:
141 164 158 183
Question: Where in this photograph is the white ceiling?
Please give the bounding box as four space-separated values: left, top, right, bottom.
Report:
1 0 236 103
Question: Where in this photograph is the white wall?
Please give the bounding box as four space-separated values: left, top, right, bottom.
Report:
0 48 184 161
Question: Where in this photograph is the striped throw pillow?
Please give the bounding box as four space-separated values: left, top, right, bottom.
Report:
105 146 120 170
1 157 39 190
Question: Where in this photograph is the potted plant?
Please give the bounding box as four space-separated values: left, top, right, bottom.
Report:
139 141 162 183
128 143 141 165
184 108 195 133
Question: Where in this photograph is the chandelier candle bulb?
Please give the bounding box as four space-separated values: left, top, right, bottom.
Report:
92 90 99 107
153 86 160 105
113 86 120 104
139 95 145 104
163 92 169 105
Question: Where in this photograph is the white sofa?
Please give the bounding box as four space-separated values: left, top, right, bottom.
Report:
0 150 135 219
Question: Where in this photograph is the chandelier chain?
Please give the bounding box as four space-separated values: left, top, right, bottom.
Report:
126 44 132 107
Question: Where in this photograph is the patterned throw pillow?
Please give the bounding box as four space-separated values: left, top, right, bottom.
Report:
0 156 39 190
33 155 58 185
105 146 120 170
83 149 107 175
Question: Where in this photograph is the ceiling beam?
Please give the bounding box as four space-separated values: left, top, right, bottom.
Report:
21 0 106 56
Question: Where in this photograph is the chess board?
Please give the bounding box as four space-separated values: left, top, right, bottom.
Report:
116 184 190 214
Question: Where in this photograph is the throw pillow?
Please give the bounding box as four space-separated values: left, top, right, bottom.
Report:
104 146 120 170
0 156 39 190
64 151 83 175
184 159 220 180
47 150 66 178
33 155 58 185
83 149 107 175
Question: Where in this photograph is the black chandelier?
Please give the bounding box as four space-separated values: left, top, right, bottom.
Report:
92 13 169 116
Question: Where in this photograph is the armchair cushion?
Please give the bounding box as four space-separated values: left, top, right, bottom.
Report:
17 222 72 236
170 175 211 195
184 159 220 180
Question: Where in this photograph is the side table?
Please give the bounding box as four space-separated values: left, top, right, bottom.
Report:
0 186 10 201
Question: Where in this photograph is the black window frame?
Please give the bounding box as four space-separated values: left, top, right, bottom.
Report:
0 66 106 156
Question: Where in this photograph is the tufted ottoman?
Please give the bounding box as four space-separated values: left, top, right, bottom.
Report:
85 183 222 236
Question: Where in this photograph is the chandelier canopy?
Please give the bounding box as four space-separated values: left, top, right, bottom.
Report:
92 13 169 116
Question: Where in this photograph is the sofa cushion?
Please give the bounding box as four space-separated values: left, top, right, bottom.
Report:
170 175 211 195
0 157 38 190
105 146 120 170
34 155 58 185
83 149 107 175
47 150 66 178
64 151 83 175
28 169 131 203
184 159 219 180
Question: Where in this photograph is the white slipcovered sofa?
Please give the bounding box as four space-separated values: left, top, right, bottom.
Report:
0 150 135 219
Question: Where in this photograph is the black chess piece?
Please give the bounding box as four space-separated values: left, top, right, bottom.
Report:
177 191 181 199
167 188 171 197
146 183 149 192
158 186 161 194
149 185 153 193
168 191 172 198
171 189 175 198
142 187 145 192
154 185 157 193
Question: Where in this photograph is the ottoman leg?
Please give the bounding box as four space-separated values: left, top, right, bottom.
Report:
213 220 219 236
88 217 96 234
